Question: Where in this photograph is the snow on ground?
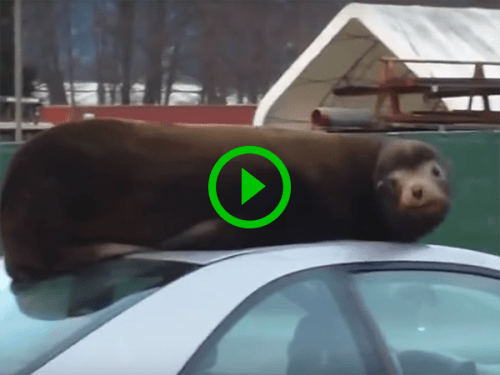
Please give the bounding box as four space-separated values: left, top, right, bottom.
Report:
33 80 202 106
32 76 251 106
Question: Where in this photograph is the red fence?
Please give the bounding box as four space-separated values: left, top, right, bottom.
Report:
39 105 257 126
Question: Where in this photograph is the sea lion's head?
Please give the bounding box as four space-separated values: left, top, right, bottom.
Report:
374 139 451 242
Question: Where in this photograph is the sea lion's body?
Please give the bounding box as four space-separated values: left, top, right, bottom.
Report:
0 119 451 280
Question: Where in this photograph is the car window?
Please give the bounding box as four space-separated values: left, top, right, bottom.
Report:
181 268 387 375
0 257 197 375
353 270 500 375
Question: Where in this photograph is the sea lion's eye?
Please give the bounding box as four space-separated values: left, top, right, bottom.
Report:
432 165 442 178
388 177 398 190
377 177 398 191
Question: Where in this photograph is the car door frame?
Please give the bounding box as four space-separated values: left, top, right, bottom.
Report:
179 265 402 375
339 260 500 373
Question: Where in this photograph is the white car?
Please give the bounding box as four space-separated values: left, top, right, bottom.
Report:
1 241 500 375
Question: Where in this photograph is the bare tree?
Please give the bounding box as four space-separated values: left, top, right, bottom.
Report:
163 40 181 105
163 2 195 105
246 2 270 103
196 2 228 104
92 0 124 105
108 40 121 105
66 1 75 105
35 1 67 104
0 0 37 97
210 1 276 104
117 0 135 105
143 0 166 104
92 1 107 105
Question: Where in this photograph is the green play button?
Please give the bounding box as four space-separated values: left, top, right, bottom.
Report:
241 168 265 205
208 146 291 229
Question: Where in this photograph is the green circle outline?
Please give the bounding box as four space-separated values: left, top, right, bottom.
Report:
208 146 291 229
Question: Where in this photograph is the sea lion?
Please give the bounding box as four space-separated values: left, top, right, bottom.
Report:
0 118 451 280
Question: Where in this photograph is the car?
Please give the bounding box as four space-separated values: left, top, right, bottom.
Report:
1 240 500 375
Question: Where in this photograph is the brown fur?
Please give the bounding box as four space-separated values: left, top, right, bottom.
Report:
0 119 451 280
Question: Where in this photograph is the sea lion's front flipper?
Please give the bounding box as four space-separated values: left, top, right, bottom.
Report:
158 219 241 250
6 242 147 282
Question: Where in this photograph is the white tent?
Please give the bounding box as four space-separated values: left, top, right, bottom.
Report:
253 3 500 130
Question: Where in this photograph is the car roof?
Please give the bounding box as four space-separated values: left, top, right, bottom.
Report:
2 241 499 291
126 240 500 272
31 241 500 375
125 248 260 265
2 241 499 272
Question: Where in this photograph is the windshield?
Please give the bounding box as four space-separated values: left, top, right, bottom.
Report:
0 257 198 375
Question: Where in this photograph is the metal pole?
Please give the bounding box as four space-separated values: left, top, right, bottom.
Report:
380 58 500 66
14 0 23 142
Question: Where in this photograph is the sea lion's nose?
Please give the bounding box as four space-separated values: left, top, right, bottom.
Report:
412 186 423 200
